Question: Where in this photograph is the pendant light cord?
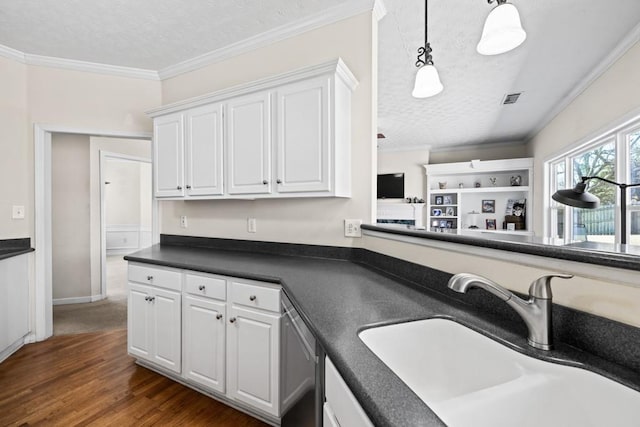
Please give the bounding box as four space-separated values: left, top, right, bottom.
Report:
415 0 434 67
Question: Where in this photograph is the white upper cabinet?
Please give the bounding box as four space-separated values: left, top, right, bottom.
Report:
148 58 357 200
185 103 224 196
226 91 272 195
276 76 330 194
154 113 184 197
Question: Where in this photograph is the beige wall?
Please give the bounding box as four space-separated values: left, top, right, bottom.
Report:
429 142 528 164
0 57 28 239
364 234 640 328
528 40 640 235
160 13 377 246
51 134 91 300
377 149 430 200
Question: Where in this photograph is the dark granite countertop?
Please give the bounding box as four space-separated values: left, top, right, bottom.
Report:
0 238 34 261
363 224 640 271
125 242 640 427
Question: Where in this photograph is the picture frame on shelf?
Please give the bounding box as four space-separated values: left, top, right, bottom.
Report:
486 219 497 230
434 196 443 205
432 208 443 216
432 220 439 227
482 199 495 213
445 207 455 216
443 195 453 205
446 221 453 228
439 220 447 228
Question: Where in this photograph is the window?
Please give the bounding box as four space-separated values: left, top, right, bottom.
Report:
546 118 640 245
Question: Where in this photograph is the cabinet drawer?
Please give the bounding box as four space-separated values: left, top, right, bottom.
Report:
185 272 226 301
128 263 182 292
229 279 281 313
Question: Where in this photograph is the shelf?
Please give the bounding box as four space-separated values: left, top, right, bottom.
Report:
463 228 534 236
430 216 457 219
431 186 529 194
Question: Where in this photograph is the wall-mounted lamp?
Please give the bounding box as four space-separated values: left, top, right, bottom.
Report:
477 0 527 55
412 0 443 98
552 176 640 245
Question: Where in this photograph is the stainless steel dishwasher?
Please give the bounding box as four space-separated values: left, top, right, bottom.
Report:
281 292 322 427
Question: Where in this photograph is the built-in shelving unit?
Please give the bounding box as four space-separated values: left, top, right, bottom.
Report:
424 158 534 236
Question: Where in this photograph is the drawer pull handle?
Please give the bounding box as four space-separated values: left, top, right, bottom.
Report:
186 185 192 189
177 185 182 190
229 317 236 323
147 275 153 281
144 296 150 301
198 285 206 291
262 180 268 185
149 297 155 302
216 314 223 320
276 179 282 184
249 295 257 301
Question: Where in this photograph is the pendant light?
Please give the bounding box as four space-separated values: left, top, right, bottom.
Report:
477 0 527 56
412 0 443 98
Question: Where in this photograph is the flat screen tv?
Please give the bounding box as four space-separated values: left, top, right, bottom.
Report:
377 173 405 199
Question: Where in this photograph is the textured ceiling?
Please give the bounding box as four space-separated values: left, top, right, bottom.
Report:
378 0 640 150
1 0 639 150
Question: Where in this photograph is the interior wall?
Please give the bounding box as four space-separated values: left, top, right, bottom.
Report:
528 40 640 236
105 160 143 225
429 142 528 164
51 134 91 300
0 57 28 239
89 137 151 296
159 12 377 247
377 149 430 201
363 234 640 328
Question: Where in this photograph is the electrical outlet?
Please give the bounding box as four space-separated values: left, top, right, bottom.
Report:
12 205 25 219
344 219 362 237
247 218 257 233
180 215 188 228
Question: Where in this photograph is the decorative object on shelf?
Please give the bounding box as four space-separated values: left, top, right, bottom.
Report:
510 175 522 186
446 221 453 228
431 220 439 227
445 207 455 216
439 220 448 228
477 0 527 56
506 223 516 231
459 183 464 188
412 0 443 98
552 176 640 245
482 199 495 213
489 177 497 186
443 195 453 205
432 208 443 216
467 210 480 229
435 195 443 205
474 181 481 188
438 181 447 189
486 218 497 230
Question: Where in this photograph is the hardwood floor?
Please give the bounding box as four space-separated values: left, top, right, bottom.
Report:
0 329 268 426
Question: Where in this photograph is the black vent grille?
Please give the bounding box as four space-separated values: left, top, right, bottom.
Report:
503 93 522 105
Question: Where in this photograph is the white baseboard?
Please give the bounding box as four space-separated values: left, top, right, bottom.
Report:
53 294 105 305
0 335 27 364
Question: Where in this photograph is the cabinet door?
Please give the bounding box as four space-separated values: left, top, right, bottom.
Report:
128 283 153 361
227 305 280 416
185 103 224 196
154 113 184 197
151 287 182 373
183 295 226 393
226 92 272 195
276 77 330 193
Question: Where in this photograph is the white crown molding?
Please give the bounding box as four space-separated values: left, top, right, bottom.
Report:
528 21 640 142
25 54 160 80
158 0 377 80
429 139 527 153
0 43 26 62
147 58 357 117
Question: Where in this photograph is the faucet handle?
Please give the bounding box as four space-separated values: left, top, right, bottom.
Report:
529 274 573 299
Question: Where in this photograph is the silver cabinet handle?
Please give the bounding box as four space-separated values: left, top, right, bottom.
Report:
198 285 206 291
147 275 153 281
216 314 222 320
144 296 150 301
186 185 192 189
229 317 236 323
149 296 155 302
262 180 268 185
276 179 282 184
177 185 182 190
249 295 256 301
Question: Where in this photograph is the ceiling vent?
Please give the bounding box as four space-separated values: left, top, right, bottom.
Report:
502 92 522 105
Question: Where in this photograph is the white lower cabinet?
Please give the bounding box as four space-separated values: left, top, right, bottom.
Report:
324 357 373 427
128 281 182 373
128 263 310 421
0 254 30 362
182 294 226 393
227 304 281 416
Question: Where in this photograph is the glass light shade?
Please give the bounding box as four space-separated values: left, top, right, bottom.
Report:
412 64 444 98
477 3 527 56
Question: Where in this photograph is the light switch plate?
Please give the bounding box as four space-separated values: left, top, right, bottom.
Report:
12 205 25 219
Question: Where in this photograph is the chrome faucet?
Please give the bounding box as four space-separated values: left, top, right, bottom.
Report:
447 273 573 350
